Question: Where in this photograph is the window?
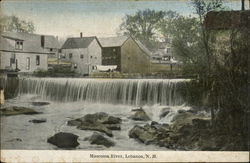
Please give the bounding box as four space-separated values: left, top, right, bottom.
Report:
26 57 30 70
90 56 93 59
36 55 40 65
80 54 84 59
50 48 53 52
69 53 72 59
10 53 16 65
92 66 96 70
113 48 116 52
15 41 23 50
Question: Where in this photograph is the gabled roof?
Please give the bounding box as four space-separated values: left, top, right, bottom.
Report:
0 32 60 53
44 35 60 49
134 39 152 57
61 37 96 49
0 36 14 51
98 36 128 47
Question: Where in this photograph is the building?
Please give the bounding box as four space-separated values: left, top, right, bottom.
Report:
0 32 59 73
61 34 102 75
98 36 151 73
205 10 250 66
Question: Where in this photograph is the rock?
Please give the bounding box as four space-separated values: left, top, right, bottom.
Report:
151 121 159 126
160 107 171 119
0 106 41 116
77 121 113 137
83 112 121 124
47 132 79 149
129 125 157 145
67 119 82 126
7 138 22 142
131 107 143 112
178 109 186 114
29 118 47 123
85 132 115 148
31 102 50 106
67 112 122 137
192 118 210 129
129 109 150 121
105 124 121 130
186 108 198 114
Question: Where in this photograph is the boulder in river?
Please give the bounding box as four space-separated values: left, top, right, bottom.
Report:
159 107 171 119
67 112 122 137
47 132 79 149
129 109 150 121
0 106 41 116
85 132 115 148
31 102 50 106
29 118 47 123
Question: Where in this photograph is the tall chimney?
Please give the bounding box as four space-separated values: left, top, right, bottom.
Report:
80 32 83 38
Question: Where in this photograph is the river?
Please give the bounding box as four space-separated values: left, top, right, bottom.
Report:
1 78 191 150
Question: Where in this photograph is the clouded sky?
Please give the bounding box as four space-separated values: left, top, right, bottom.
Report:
1 0 244 38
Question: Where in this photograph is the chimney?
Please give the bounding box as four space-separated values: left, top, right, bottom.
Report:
41 35 45 48
80 32 83 38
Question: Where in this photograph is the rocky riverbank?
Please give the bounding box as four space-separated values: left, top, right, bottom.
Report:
128 107 246 151
1 101 245 150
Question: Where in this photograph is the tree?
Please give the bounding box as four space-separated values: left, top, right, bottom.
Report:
119 9 167 49
191 0 224 76
0 15 35 33
161 16 206 74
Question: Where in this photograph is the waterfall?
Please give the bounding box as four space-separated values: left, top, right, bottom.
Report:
18 78 190 106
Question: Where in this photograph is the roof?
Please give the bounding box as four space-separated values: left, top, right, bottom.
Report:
44 35 60 48
205 10 250 30
0 32 60 53
134 39 152 57
61 37 96 49
98 36 128 47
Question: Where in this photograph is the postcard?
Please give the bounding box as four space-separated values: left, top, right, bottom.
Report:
0 0 249 162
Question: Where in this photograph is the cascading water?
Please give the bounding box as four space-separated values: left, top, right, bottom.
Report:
18 78 190 106
1 77 194 150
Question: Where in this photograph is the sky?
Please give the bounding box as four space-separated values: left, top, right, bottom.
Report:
1 0 246 38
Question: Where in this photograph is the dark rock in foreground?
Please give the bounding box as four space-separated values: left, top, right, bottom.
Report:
129 111 215 150
85 132 115 148
0 106 41 116
67 112 122 137
47 132 79 149
29 118 47 123
31 102 50 106
129 108 150 121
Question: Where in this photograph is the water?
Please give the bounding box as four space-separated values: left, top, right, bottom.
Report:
18 78 190 106
1 78 191 150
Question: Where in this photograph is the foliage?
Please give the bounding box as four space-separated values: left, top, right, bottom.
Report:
33 66 75 77
120 9 178 49
0 15 35 33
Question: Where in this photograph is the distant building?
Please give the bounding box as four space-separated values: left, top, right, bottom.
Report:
0 32 59 73
61 34 102 75
98 36 151 73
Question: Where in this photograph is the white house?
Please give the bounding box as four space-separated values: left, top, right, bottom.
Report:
61 34 102 75
0 32 59 73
